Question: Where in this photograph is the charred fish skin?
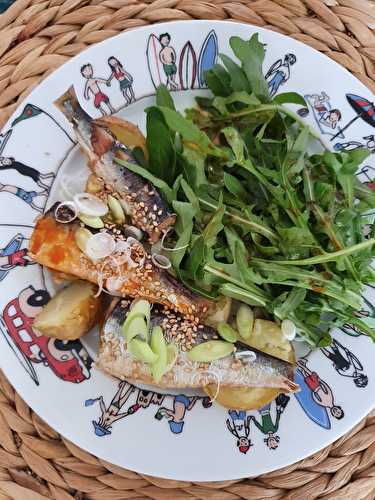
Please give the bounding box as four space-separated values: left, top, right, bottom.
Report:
29 209 210 318
99 299 298 392
54 87 175 243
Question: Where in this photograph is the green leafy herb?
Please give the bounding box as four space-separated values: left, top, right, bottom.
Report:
133 34 375 347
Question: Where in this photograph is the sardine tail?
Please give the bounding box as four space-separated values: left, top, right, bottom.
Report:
54 86 91 124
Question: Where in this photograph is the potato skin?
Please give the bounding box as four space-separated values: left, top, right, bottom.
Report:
204 319 296 409
204 385 282 410
34 281 101 340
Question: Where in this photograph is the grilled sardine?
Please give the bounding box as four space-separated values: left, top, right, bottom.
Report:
97 298 299 392
29 207 210 318
54 87 175 243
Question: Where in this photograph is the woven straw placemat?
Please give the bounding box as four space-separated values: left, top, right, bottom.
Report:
0 1 375 498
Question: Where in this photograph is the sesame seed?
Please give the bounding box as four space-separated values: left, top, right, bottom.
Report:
158 210 162 215
153 204 158 211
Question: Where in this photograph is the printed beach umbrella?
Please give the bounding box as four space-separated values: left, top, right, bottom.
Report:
11 103 74 143
331 94 375 141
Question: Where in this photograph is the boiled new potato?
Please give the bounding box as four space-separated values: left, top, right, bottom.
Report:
204 386 282 411
245 319 295 363
94 115 148 159
205 318 295 409
34 281 101 340
205 296 232 329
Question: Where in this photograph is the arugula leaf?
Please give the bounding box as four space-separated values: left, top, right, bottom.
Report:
156 106 212 153
204 64 232 97
230 34 270 101
223 172 249 202
273 92 307 106
202 194 225 248
219 53 251 93
146 107 176 184
156 84 176 110
115 158 174 203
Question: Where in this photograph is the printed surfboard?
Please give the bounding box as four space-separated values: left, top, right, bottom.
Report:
294 370 331 430
198 30 218 88
146 34 167 89
179 41 197 90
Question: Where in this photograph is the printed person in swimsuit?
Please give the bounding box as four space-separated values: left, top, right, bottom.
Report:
334 134 375 153
226 410 252 454
81 64 115 116
265 53 296 97
309 92 342 130
155 394 210 434
85 381 140 436
0 183 47 212
250 394 290 450
321 339 368 388
298 359 344 420
107 57 135 105
0 157 54 191
0 249 29 269
158 33 179 91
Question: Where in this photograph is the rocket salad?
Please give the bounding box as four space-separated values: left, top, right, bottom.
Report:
116 34 375 347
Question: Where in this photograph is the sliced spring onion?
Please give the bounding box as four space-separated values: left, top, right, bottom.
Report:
217 323 237 343
124 225 143 241
77 213 104 229
166 343 178 369
119 199 132 215
150 326 168 382
281 319 297 341
74 192 108 217
108 195 125 224
86 232 116 260
55 201 78 223
122 315 149 342
187 340 234 362
236 305 254 340
234 350 257 362
74 227 93 254
128 338 159 364
130 299 151 325
151 253 171 269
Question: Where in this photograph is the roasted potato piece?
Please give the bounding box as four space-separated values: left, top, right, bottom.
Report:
205 319 296 409
34 281 101 340
94 115 148 159
205 296 232 328
245 319 295 363
204 386 281 411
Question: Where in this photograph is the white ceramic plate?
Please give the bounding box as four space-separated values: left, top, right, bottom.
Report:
0 20 374 481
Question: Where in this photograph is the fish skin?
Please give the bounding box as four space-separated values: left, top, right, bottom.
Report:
98 298 299 392
54 87 175 243
29 206 210 318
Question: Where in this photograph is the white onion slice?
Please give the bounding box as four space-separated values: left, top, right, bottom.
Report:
115 240 130 254
74 192 108 217
86 232 116 260
54 201 78 223
281 319 297 341
161 228 189 252
59 174 89 200
152 253 171 269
